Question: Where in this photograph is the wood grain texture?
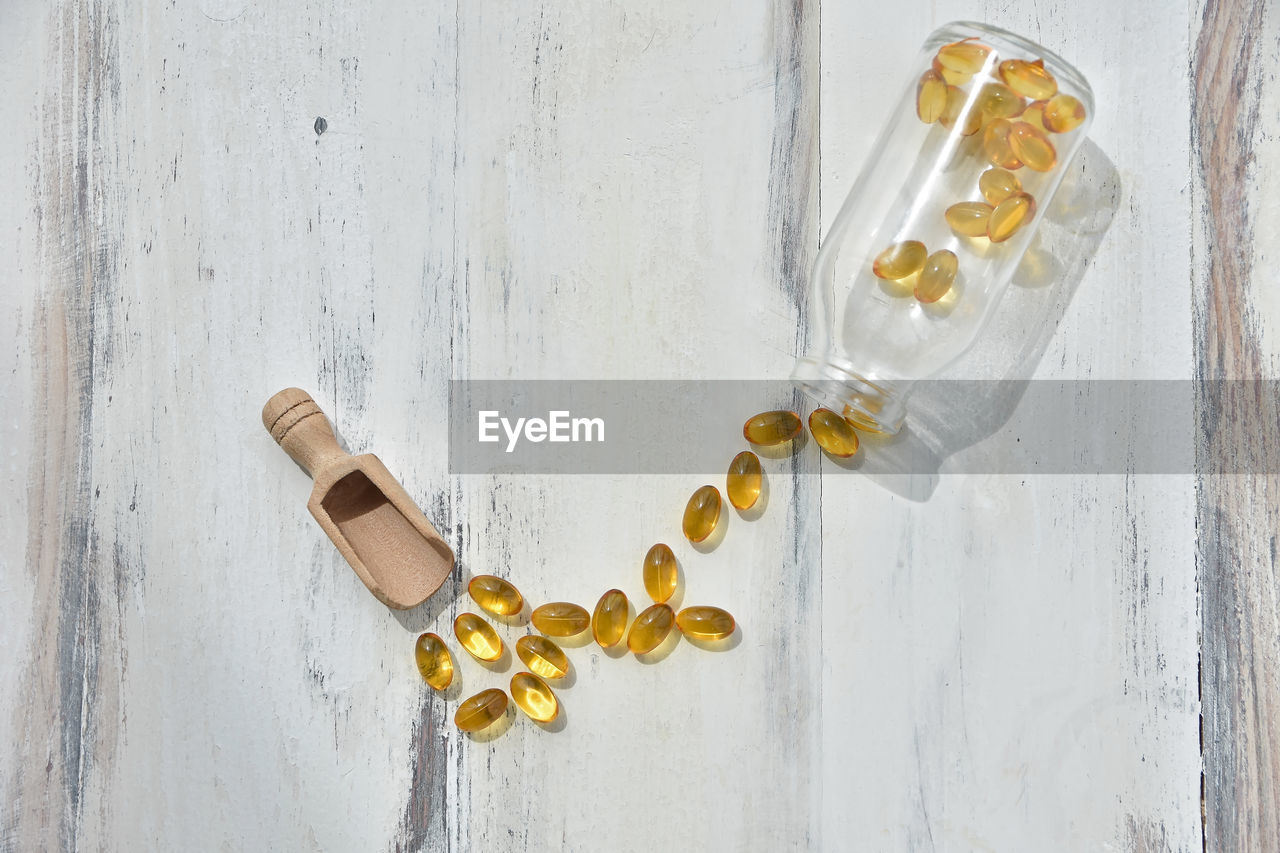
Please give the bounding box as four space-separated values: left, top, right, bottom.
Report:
1192 1 1280 850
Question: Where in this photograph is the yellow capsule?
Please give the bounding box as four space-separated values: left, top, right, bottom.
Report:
935 38 991 76
976 82 1025 120
642 543 678 604
1008 122 1057 172
454 688 508 732
676 605 736 641
682 485 722 543
454 612 504 662
939 85 982 137
743 409 802 445
414 632 454 691
628 603 675 654
871 240 927 280
988 191 1037 243
915 249 959 304
931 55 972 87
726 450 762 511
1020 100 1049 133
1042 93 1086 133
531 601 591 637
516 634 570 679
807 408 860 458
978 167 1022 205
916 69 947 124
510 672 559 723
944 201 994 237
592 588 630 648
467 575 524 617
982 119 1022 170
998 58 1058 100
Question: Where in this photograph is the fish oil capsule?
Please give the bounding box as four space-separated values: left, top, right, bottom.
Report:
628 603 675 654
982 119 1022 169
934 38 991 76
1008 122 1057 172
915 249 959 304
871 240 927 280
743 410 802 445
414 632 454 691
1019 100 1049 132
916 69 947 123
592 588 629 647
945 201 994 237
987 192 1037 243
516 634 570 679
976 82 1025 120
1042 93 1086 133
454 688 508 733
978 167 1022 205
454 612 504 662
510 672 559 723
807 408 860 458
682 485 722 543
676 605 737 641
531 601 591 637
642 543 678 603
931 56 972 87
726 450 762 511
467 575 524 617
998 58 1057 100
939 85 982 137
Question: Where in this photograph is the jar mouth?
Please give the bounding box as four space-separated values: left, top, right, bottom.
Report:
934 20 1095 110
790 355 908 436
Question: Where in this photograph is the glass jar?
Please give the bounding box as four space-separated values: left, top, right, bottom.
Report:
792 22 1094 434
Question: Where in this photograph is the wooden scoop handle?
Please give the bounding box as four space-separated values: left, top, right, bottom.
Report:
261 388 349 478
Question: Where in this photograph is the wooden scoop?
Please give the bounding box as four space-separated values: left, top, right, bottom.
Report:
262 388 454 609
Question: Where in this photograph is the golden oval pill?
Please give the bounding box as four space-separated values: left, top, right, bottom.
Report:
454 688 508 732
743 410 802 445
726 450 762 511
414 632 454 691
510 672 559 723
998 58 1057 100
976 82 1025 120
676 605 736 641
931 55 972 87
978 167 1022 205
1008 122 1057 172
628 603 675 654
467 575 524 617
915 249 958 304
1020 100 1049 132
516 634 570 679
982 118 1022 170
916 69 947 123
871 240 927 280
944 201 993 237
454 612 504 662
682 485 722 544
935 38 991 76
808 408 860 458
1042 93 1086 133
988 191 1037 243
531 601 591 637
642 543 678 604
938 85 982 137
592 588 630 648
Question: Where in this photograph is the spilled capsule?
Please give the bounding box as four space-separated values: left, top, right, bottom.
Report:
516 634 570 679
808 409 860 458
468 575 524 617
676 606 736 641
726 450 762 511
915 250 958 304
628 603 676 654
592 588 630 648
454 612 504 662
455 688 508 732
642 543 678 604
682 485 721 544
414 632 454 691
945 201 994 237
743 410 803 445
531 601 591 637
510 672 559 723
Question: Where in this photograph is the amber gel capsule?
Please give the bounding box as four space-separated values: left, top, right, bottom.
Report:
978 168 1021 205
676 606 736 641
931 55 971 87
510 672 559 723
531 601 591 637
988 192 1037 243
934 38 991 76
516 634 570 679
808 409 860 458
1042 94 1086 133
938 85 982 137
742 410 802 445
1019 100 1049 133
454 612 504 662
1008 122 1057 172
592 588 630 648
682 485 722 544
455 688 508 733
998 58 1057 100
414 632 454 691
915 250 959 304
468 575 524 617
975 82 1025 120
945 201 993 238
628 603 675 654
642 543 678 604
871 240 927 281
916 69 947 123
726 450 762 511
982 119 1022 170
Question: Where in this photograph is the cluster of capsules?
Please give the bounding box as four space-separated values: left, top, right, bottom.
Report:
414 405 867 734
871 37 1088 300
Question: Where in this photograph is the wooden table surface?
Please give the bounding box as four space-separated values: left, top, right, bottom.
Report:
2 1 1276 850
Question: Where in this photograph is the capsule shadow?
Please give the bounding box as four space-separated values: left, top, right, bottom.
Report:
533 700 568 734
464 705 515 742
691 509 728 554
682 626 743 652
551 628 594 650
472 644 512 674
486 601 531 629
753 431 807 460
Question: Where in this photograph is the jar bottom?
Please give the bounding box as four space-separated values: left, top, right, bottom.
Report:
790 355 907 436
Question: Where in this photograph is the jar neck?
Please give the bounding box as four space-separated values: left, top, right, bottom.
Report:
791 355 909 435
